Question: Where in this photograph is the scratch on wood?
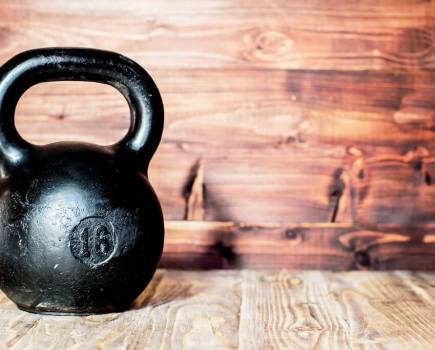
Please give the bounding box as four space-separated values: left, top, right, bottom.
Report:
182 159 205 221
423 234 435 243
328 168 345 223
365 147 431 166
7 317 40 348
339 230 411 252
424 171 432 186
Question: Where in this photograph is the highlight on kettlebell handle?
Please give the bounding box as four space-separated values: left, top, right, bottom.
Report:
0 47 164 171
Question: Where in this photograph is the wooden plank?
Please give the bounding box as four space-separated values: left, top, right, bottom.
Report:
15 82 354 222
149 144 435 223
0 0 434 70
0 270 242 349
11 71 435 223
14 70 435 148
0 270 434 349
161 221 435 270
239 270 435 349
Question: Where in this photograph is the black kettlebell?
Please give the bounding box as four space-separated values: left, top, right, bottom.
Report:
0 48 164 314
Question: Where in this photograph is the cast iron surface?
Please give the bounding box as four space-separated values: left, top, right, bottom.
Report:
0 48 164 314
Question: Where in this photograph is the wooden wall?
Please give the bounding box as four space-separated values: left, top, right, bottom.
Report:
0 0 434 269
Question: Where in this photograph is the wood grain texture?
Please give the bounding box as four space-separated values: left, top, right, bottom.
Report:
162 221 435 270
239 270 435 350
1 0 435 70
12 71 435 224
0 0 434 268
0 270 434 349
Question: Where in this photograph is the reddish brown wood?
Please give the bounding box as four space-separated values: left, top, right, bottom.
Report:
13 70 435 148
0 0 434 268
11 71 435 224
162 221 435 270
0 0 434 70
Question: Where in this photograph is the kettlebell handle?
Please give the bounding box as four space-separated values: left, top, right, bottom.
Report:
0 48 163 171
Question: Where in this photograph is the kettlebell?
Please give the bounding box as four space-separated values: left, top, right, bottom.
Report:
0 48 164 314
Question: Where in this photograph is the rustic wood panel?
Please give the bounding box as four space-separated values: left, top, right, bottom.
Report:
0 0 434 268
12 71 435 224
1 0 435 70
152 144 435 224
161 221 435 270
14 70 435 148
0 270 434 349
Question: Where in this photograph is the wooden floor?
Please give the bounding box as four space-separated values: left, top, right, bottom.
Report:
0 270 433 350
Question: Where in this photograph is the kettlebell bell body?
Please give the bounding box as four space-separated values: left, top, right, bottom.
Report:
0 48 164 314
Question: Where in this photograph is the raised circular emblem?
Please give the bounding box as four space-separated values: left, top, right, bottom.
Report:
69 217 117 267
